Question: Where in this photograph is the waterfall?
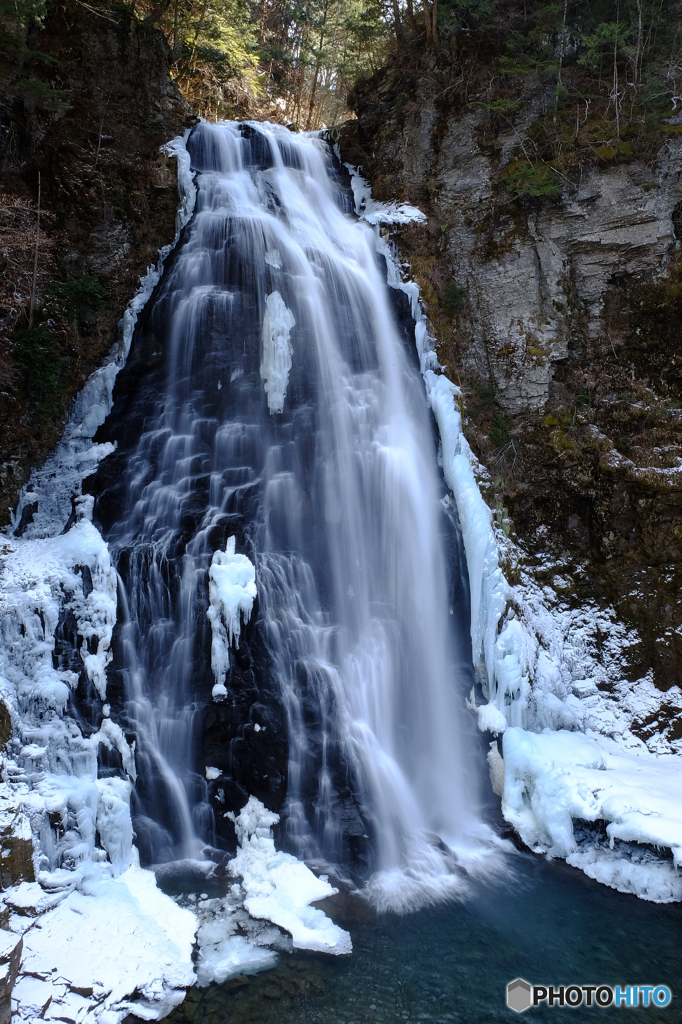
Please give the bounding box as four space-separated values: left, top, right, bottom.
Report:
84 120 484 910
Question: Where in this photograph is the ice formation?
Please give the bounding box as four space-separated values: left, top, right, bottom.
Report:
207 537 257 699
227 796 352 955
260 290 295 414
194 798 351 987
343 164 427 227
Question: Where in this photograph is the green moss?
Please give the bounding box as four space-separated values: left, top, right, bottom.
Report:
506 160 561 198
442 280 466 314
489 411 510 446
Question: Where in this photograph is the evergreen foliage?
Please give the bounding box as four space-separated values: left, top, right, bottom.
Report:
45 276 106 321
14 326 63 419
3 0 680 159
442 280 467 312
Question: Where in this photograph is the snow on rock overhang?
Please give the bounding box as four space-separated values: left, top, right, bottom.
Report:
502 727 682 902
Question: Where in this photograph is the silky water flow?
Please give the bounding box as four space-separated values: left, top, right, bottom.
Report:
93 121 487 912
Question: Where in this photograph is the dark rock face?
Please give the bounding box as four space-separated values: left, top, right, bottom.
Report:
344 52 682 735
0 931 22 1024
0 0 196 525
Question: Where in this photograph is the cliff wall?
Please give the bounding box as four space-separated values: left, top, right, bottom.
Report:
341 48 682 746
0 0 196 526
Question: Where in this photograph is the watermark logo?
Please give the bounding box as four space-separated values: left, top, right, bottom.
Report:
506 979 672 1013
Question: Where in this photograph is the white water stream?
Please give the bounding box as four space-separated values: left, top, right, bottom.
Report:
95 121 486 909
0 122 514 1022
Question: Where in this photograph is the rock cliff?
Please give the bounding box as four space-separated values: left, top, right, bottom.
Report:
0 0 196 526
340 48 682 748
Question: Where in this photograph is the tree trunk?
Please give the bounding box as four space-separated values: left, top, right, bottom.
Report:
405 0 418 33
392 0 404 45
423 0 432 43
28 172 41 330
634 0 643 86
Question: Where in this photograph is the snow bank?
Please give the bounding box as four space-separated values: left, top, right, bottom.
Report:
13 861 197 1022
207 537 257 699
226 796 352 955
502 727 682 901
260 290 296 414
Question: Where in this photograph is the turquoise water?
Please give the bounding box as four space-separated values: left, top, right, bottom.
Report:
163 850 681 1024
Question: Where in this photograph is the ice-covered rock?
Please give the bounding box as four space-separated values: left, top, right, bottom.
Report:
226 796 352 955
502 727 682 901
207 537 257 699
260 290 295 414
14 861 197 1022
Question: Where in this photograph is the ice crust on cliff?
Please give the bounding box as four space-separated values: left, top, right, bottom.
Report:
207 537 257 699
0 508 198 1022
346 163 682 903
424 349 682 900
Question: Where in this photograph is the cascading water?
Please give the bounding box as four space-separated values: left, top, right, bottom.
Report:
92 120 483 910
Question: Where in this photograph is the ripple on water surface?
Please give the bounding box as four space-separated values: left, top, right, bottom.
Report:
162 853 682 1024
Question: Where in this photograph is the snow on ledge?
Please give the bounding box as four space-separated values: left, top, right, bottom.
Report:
502 727 682 902
341 157 426 226
13 861 197 1023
